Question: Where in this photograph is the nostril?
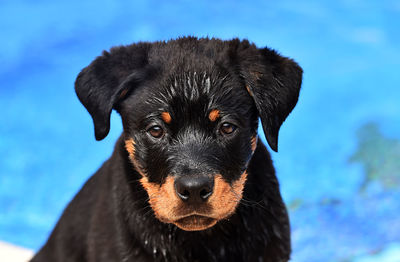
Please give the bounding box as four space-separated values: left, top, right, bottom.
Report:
178 189 190 201
175 179 190 201
200 188 212 200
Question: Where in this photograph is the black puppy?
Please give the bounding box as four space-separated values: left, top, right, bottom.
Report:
32 37 302 262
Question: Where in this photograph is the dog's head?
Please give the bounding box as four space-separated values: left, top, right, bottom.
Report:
75 37 302 231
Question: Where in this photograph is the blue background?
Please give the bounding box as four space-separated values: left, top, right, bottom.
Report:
1 1 400 261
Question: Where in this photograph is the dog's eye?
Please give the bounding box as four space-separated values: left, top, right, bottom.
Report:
220 122 237 135
147 125 164 138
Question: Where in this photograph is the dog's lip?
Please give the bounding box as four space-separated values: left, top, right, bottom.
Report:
174 213 213 221
173 214 217 231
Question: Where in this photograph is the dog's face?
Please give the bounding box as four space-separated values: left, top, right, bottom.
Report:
74 38 302 231
120 70 258 230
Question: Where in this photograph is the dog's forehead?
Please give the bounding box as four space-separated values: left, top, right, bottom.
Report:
120 66 254 128
164 71 214 106
149 70 251 118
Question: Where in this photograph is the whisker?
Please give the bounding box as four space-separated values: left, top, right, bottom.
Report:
229 188 269 212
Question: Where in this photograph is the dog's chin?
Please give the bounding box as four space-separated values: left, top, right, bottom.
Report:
173 215 218 231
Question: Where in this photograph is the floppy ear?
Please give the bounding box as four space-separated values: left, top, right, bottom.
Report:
75 43 152 140
235 42 303 152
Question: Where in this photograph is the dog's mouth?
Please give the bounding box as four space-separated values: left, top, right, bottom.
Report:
173 215 218 231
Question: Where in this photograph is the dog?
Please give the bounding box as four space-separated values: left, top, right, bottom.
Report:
31 37 302 262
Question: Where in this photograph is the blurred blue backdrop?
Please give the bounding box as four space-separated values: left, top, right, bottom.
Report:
1 0 400 261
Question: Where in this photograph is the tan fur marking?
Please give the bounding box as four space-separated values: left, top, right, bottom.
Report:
246 85 254 97
251 135 258 152
124 138 147 177
140 176 179 222
208 172 247 220
174 215 217 231
208 109 220 122
140 172 248 231
141 174 218 231
161 112 172 124
124 138 136 160
232 172 248 196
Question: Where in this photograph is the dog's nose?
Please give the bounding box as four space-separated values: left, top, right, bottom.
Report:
174 176 214 203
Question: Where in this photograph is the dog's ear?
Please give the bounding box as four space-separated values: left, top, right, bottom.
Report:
234 41 303 152
75 43 152 140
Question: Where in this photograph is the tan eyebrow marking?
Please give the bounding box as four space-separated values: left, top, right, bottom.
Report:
208 109 220 122
161 112 172 124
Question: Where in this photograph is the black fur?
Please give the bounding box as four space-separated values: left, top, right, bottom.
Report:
32 37 302 262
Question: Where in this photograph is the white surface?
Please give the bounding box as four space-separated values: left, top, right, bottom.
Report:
0 241 33 262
